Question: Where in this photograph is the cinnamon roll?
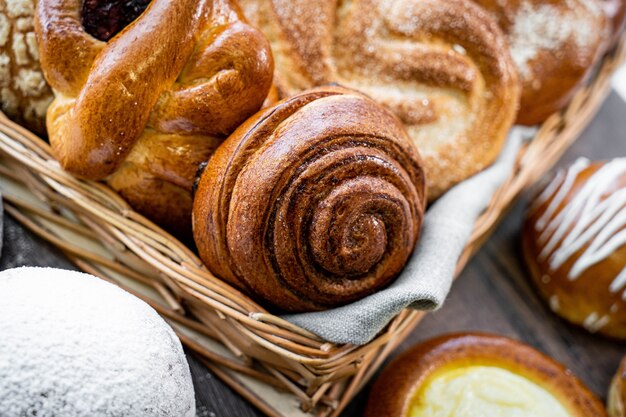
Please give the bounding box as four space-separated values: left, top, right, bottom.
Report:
523 158 626 339
192 86 427 312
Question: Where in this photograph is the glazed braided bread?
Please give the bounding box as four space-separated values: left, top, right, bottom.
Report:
35 0 273 237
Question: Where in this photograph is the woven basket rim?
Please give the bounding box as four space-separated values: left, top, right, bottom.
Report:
0 33 623 417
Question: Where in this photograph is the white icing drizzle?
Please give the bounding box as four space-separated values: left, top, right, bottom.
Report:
610 268 626 294
529 170 564 216
549 295 560 311
534 159 626 308
534 158 589 237
583 312 610 333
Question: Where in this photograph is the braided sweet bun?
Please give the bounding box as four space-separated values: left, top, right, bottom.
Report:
35 0 273 238
523 159 626 339
192 86 427 312
239 0 520 200
0 0 53 135
609 356 626 417
472 0 608 125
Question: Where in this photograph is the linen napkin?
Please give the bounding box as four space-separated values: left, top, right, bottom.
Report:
284 128 529 345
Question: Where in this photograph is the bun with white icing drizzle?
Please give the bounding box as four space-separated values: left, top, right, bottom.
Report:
522 158 626 339
0 267 195 417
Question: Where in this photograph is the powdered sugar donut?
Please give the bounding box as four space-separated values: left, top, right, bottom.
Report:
0 267 195 417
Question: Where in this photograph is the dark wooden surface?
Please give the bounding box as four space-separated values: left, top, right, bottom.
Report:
2 91 625 417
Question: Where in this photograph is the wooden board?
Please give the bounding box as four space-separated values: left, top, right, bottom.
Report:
2 91 625 417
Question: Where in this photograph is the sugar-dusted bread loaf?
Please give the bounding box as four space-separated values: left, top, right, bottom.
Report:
240 0 520 200
472 0 609 125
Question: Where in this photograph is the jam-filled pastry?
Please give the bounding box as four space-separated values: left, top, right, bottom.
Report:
0 0 53 135
365 333 606 417
239 0 520 200
523 158 626 339
472 0 609 125
34 0 273 238
193 86 427 312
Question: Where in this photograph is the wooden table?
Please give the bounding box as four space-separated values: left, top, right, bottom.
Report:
2 91 625 417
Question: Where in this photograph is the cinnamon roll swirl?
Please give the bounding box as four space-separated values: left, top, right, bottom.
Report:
192 86 427 312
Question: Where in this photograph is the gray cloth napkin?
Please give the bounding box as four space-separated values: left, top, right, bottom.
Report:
283 128 529 345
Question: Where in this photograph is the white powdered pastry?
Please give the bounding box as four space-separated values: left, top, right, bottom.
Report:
0 267 195 417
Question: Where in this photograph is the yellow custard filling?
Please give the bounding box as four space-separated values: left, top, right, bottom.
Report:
409 366 571 417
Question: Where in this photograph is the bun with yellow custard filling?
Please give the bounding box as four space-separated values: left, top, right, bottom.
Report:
365 333 606 417
609 356 626 417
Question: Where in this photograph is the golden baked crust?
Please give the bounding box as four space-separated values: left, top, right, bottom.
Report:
192 86 427 312
0 0 53 135
34 0 273 239
609 356 626 417
602 0 626 46
523 159 626 339
240 0 520 200
365 333 606 417
472 0 608 125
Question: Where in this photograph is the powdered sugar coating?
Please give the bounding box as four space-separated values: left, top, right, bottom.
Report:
0 267 195 417
509 0 603 78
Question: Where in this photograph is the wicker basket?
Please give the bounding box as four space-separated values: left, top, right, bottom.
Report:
0 35 624 417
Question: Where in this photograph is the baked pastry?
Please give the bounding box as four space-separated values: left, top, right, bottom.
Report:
602 0 626 47
0 0 53 135
82 0 151 41
34 0 273 238
239 0 520 200
0 267 195 417
609 356 626 417
193 86 427 312
523 158 626 339
365 333 606 417
472 0 609 125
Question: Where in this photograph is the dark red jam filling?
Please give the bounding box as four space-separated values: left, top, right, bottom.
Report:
82 0 152 41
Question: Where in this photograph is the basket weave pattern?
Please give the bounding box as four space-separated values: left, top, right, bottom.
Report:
0 37 624 417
